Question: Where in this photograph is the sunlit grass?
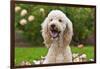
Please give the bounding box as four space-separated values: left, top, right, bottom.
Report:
15 46 94 66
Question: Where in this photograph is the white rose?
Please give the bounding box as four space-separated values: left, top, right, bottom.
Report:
80 54 87 58
72 53 79 58
73 57 80 62
20 19 27 25
89 59 94 61
28 15 35 22
20 9 27 16
15 6 21 13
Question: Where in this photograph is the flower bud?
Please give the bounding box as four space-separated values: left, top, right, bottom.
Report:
40 8 44 12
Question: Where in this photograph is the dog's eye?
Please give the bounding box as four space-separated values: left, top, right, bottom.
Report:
59 19 62 22
50 19 53 21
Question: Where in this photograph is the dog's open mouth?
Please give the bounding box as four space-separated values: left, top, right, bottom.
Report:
50 29 60 38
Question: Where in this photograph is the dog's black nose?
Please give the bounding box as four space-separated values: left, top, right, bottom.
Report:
51 24 55 28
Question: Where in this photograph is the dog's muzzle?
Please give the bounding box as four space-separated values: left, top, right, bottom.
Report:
49 24 61 38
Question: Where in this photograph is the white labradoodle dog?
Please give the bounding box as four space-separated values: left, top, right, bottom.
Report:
41 10 73 64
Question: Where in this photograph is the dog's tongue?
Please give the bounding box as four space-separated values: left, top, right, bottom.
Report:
51 31 58 38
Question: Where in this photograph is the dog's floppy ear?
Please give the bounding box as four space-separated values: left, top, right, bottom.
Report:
63 17 73 46
41 17 51 48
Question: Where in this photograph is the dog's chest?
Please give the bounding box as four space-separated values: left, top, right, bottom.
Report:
56 53 65 63
49 43 67 63
45 39 71 63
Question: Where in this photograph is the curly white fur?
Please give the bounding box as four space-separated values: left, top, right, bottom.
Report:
41 10 73 64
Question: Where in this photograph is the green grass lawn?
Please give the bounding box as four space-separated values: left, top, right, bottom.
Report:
71 46 94 61
15 46 94 66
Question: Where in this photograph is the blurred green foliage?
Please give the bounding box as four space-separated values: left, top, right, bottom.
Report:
15 3 95 46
